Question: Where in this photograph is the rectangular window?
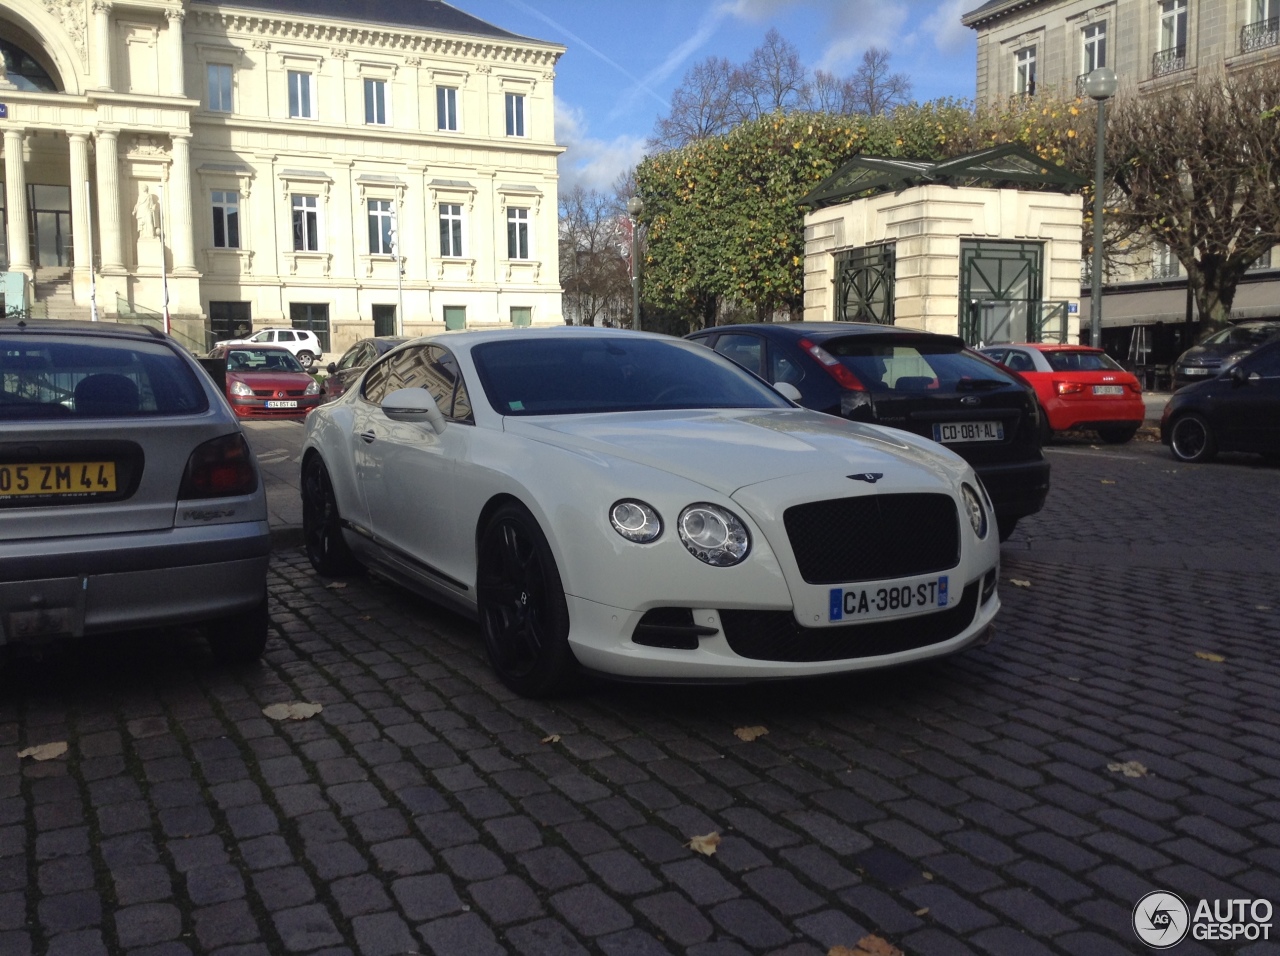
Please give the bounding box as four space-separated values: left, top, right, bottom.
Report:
364 78 387 125
1082 22 1107 73
1256 0 1280 22
1152 243 1179 279
292 194 318 251
372 304 396 337
507 207 530 260
368 199 394 255
439 203 463 257
211 190 240 249
505 92 525 137
437 86 458 131
510 306 532 327
289 302 330 353
1015 46 1037 96
1160 0 1187 51
288 70 314 119
207 63 233 113
443 306 466 330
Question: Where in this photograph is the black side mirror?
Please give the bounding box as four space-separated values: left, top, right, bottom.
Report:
326 362 337 374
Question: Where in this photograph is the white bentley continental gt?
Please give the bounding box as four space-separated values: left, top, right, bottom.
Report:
301 328 1001 697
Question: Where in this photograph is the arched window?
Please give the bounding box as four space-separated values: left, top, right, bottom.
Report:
0 37 59 92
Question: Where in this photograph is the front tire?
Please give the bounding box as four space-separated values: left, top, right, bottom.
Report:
476 504 578 698
302 455 363 576
1097 424 1139 444
997 517 1018 543
206 594 268 664
1169 414 1217 463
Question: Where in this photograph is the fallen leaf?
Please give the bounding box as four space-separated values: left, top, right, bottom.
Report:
922 871 933 880
1256 605 1272 611
541 735 561 744
262 702 323 721
325 581 347 590
1010 579 1032 588
1101 479 1116 485
1067 676 1080 682
1195 651 1226 663
852 936 905 956
359 615 372 621
734 725 768 742
829 948 861 956
686 832 721 856
914 907 930 916
1107 760 1149 778
17 742 68 761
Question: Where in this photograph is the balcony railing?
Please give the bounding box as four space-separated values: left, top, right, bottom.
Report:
1152 45 1187 77
1241 17 1280 54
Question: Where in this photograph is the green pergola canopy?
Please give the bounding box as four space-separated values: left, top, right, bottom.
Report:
801 144 1089 209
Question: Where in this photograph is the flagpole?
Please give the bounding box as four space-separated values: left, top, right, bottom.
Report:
85 181 97 321
156 183 171 335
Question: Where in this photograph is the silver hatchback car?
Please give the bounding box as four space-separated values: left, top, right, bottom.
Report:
0 320 271 662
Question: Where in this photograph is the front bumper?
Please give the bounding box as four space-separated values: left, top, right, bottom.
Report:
973 456 1050 523
0 521 271 643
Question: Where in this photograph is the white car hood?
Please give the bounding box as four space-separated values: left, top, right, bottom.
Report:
504 408 966 495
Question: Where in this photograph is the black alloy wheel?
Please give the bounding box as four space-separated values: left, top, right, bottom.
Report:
1169 413 1217 463
301 455 363 576
476 504 577 698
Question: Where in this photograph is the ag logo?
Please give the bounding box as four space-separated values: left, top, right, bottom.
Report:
1133 891 1190 948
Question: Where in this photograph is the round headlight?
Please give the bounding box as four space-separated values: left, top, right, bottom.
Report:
229 380 254 397
610 500 662 543
961 483 988 539
678 503 750 566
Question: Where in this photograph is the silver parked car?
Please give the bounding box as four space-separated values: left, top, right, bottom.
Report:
0 320 272 662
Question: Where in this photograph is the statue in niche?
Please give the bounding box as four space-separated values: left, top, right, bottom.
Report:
133 185 160 239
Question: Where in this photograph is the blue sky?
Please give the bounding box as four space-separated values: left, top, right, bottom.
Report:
454 0 978 193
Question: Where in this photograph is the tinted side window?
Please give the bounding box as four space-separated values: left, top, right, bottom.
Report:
1243 345 1280 377
713 334 764 376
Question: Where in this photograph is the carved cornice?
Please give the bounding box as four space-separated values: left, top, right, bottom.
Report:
188 10 562 68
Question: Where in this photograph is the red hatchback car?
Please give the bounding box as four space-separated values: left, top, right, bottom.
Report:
979 344 1145 444
208 345 322 419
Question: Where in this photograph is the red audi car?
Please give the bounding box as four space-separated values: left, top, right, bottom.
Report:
207 344 322 419
979 343 1144 444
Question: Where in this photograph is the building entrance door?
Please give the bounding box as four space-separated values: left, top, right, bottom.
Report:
29 185 71 268
959 240 1043 345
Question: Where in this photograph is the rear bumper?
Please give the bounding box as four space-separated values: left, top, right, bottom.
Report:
973 456 1050 523
1045 397 1145 431
0 521 271 641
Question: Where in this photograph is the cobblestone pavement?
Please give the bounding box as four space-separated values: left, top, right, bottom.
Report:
1 433 1278 956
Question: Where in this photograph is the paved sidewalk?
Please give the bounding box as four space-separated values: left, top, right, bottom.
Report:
243 420 306 546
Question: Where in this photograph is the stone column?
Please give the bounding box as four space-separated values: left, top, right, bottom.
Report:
168 133 195 273
165 7 186 97
69 133 92 278
94 130 124 271
3 130 30 274
92 1 113 91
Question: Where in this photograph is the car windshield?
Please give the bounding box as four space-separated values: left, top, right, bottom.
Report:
0 334 208 420
1044 350 1124 372
1200 324 1280 348
227 349 305 373
471 336 794 416
823 337 1017 392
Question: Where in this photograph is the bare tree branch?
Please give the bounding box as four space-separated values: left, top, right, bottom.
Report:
558 185 631 326
848 47 912 116
648 56 737 150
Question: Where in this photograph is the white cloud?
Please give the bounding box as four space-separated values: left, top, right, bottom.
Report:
921 0 974 54
816 3 910 73
556 98 648 194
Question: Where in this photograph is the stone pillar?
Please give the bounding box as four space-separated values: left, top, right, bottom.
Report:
165 7 185 97
69 133 92 281
94 130 124 271
3 130 30 275
93 1 113 91
168 133 195 273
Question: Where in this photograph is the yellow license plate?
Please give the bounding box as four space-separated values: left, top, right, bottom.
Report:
0 462 117 497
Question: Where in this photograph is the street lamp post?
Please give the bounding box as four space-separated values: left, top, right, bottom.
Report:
1084 67 1117 349
388 212 404 337
626 195 644 331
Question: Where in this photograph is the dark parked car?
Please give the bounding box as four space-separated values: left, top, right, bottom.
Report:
322 336 408 403
1162 338 1280 463
1172 320 1280 391
0 320 271 663
686 322 1049 540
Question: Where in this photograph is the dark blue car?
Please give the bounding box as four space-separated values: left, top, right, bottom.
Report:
1162 338 1280 463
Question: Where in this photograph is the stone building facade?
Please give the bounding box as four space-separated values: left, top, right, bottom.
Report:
0 0 565 356
962 0 1280 366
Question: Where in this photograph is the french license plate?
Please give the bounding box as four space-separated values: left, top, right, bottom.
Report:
265 400 298 409
933 421 1003 443
829 575 949 622
1093 385 1124 395
0 462 117 497
7 607 74 641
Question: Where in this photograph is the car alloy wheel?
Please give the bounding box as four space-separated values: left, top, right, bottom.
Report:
301 455 363 576
1169 413 1217 463
476 504 577 697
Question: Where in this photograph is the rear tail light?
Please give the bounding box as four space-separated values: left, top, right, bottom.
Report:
1055 381 1085 396
1128 382 1143 394
798 338 866 391
179 432 258 499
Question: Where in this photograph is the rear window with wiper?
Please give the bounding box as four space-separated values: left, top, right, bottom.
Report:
0 335 209 420
823 337 1018 393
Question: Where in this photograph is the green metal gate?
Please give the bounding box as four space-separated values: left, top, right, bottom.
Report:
836 243 895 324
959 240 1043 345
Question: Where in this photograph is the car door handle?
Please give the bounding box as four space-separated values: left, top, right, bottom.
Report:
360 430 376 444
